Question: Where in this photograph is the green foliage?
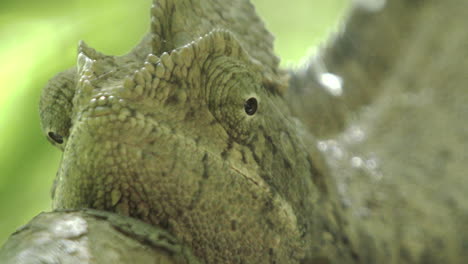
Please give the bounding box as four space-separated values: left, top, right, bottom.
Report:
0 0 346 244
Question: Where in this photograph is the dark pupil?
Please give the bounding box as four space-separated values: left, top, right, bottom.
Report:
48 132 64 144
244 97 258 115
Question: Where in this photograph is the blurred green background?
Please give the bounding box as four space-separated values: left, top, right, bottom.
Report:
0 0 347 245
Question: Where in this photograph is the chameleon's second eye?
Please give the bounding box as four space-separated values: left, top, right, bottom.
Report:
48 132 64 144
244 97 258 116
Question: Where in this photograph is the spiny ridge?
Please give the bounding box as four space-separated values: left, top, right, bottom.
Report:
149 0 288 94
77 40 118 94
123 30 252 100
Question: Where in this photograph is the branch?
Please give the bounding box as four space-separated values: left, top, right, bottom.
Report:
0 210 202 264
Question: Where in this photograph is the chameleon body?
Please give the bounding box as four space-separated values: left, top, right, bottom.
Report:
38 0 468 263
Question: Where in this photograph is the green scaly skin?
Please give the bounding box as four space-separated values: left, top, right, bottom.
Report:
39 0 468 263
40 0 354 263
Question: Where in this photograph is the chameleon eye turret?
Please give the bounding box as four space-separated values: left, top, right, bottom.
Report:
47 132 64 144
244 97 258 115
39 68 76 151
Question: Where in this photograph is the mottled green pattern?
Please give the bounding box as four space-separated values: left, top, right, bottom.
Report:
38 1 356 262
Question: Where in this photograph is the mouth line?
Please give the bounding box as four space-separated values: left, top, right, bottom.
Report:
167 132 266 190
228 164 263 188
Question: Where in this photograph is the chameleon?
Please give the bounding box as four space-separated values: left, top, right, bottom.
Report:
35 0 468 263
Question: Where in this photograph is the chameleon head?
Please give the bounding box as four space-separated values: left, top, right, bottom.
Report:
38 0 340 261
39 30 322 262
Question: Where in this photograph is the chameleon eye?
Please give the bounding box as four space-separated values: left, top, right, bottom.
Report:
48 132 64 144
244 97 258 115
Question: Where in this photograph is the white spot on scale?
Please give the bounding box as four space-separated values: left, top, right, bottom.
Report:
351 156 364 168
319 72 343 96
317 141 328 152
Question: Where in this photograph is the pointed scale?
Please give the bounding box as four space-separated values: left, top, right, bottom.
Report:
150 0 287 93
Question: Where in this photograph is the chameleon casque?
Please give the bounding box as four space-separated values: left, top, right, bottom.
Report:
15 0 466 263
